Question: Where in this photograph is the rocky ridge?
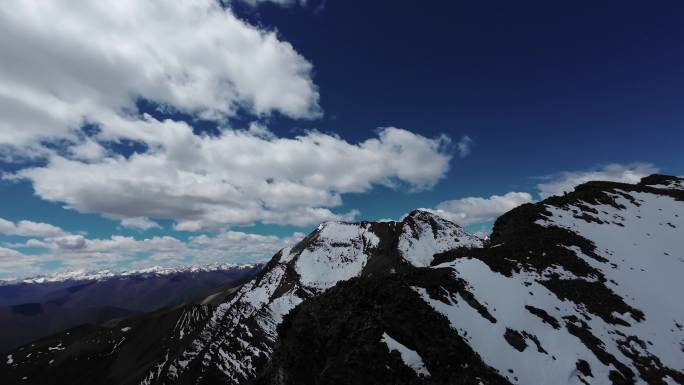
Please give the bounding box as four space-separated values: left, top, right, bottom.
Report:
1 174 683 385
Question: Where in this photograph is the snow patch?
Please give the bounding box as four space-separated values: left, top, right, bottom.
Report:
647 180 684 191
47 343 65 351
537 190 684 372
278 247 294 263
268 291 302 325
398 211 482 267
295 222 372 290
412 188 684 384
381 332 430 377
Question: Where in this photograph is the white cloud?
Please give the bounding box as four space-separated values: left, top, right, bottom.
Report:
120 217 162 231
456 135 473 158
0 0 320 152
189 231 305 258
424 162 660 227
431 192 534 226
0 218 68 238
69 139 107 162
0 246 23 259
52 235 88 250
15 127 450 230
1 229 304 280
536 163 658 199
0 1 452 230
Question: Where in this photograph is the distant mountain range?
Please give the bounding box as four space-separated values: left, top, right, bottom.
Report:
0 264 260 353
1 174 682 385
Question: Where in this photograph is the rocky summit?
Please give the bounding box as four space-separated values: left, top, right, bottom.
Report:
1 175 683 385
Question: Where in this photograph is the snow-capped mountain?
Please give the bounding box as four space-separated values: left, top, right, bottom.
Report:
2 263 256 286
1 174 682 385
0 264 260 353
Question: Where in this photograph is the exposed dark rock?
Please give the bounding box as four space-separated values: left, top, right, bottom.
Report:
255 273 511 385
576 359 593 377
0 304 214 385
2 175 683 385
503 329 527 352
525 305 560 329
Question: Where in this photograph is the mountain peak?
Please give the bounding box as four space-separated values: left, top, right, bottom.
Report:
3 263 256 286
404 208 446 221
3 175 683 385
398 209 482 267
405 208 435 217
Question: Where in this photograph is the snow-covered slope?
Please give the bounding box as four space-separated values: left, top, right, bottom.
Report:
419 177 683 384
2 175 682 385
137 211 480 384
398 209 482 267
259 175 684 385
0 209 479 384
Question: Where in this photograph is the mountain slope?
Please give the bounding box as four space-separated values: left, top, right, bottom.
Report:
136 212 482 385
0 264 260 353
0 264 262 307
0 209 481 384
1 174 682 385
260 174 684 385
1 304 214 385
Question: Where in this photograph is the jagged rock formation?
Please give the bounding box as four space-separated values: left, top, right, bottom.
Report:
136 211 482 385
260 175 684 385
1 175 683 385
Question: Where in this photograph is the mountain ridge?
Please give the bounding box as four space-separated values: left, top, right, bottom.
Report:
0 264 260 353
1 263 260 286
1 174 683 384
259 174 684 384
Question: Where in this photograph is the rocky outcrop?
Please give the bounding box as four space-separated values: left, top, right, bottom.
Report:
259 175 684 385
2 175 683 385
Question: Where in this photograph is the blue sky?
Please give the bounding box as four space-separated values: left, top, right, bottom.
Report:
0 0 682 279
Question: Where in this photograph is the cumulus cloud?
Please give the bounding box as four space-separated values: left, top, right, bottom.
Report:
0 0 452 230
0 246 23 259
0 0 320 152
456 135 473 158
424 162 660 227
52 235 88 250
431 192 534 226
1 228 304 280
189 231 305 257
120 217 162 231
15 127 450 230
0 218 68 238
536 163 658 199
